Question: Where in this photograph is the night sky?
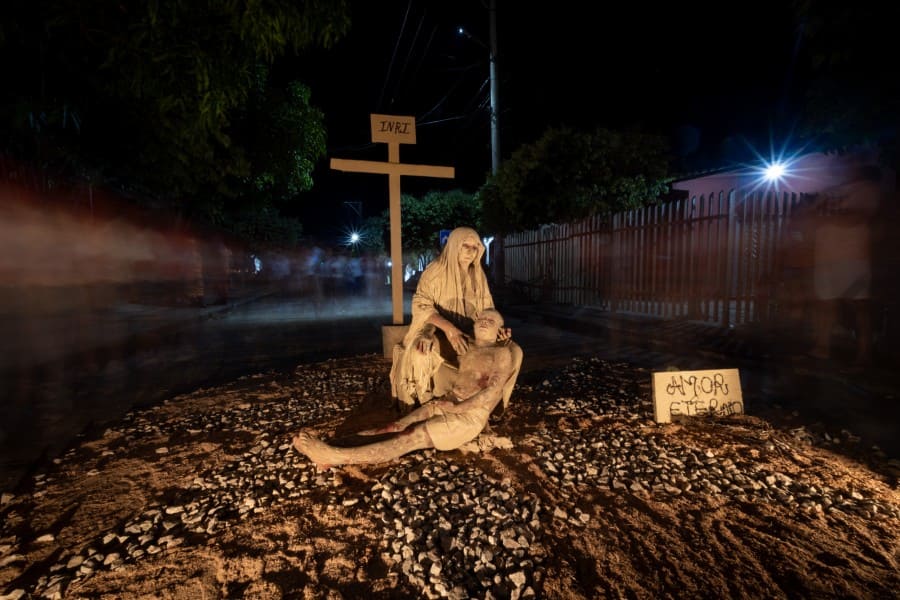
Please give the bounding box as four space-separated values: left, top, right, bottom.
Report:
289 1 803 237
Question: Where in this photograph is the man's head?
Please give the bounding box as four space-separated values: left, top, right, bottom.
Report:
473 308 504 341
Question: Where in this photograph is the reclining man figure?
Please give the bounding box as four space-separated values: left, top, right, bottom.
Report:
292 309 517 468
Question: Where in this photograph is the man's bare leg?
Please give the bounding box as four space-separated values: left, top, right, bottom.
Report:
357 402 444 436
293 425 434 468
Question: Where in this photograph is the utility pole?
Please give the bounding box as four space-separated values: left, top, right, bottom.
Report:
487 0 503 284
489 0 500 175
459 2 500 175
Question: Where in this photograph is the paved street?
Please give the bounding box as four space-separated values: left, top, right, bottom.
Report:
2 285 898 491
0 288 394 489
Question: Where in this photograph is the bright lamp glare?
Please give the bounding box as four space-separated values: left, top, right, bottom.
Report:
764 162 786 181
741 136 809 194
343 229 363 247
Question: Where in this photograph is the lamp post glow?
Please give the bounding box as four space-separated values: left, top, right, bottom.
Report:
764 162 786 182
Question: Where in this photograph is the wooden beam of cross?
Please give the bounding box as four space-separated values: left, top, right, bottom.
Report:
330 114 454 325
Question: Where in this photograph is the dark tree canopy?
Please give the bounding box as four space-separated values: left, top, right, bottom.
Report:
383 189 482 264
792 1 896 163
478 127 672 234
0 0 350 207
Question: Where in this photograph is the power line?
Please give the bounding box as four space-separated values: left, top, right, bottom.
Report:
388 13 426 107
377 0 412 111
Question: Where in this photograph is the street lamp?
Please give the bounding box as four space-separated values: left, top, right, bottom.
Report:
343 228 363 254
763 162 786 182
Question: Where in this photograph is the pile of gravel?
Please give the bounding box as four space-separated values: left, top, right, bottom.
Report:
1 356 897 599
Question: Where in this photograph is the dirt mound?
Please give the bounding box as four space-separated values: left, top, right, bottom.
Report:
2 355 898 599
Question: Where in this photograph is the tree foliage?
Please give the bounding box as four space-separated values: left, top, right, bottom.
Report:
478 127 672 234
225 205 304 250
383 189 482 265
792 1 896 162
0 0 349 202
240 80 327 204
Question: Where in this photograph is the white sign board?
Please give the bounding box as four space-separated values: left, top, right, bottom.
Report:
370 114 416 144
651 369 743 424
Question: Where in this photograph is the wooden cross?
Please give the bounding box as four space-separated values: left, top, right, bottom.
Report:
330 114 455 325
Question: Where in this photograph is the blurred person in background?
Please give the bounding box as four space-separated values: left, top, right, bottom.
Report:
809 163 884 367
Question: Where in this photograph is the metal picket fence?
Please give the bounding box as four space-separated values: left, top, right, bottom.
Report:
501 190 812 328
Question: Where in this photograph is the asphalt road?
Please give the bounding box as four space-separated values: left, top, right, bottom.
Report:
0 291 393 489
0 288 622 489
2 289 897 491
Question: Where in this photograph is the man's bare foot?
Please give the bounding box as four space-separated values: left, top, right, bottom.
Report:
292 431 341 470
357 423 403 436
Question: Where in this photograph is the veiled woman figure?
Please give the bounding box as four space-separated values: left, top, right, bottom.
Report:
389 227 522 411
